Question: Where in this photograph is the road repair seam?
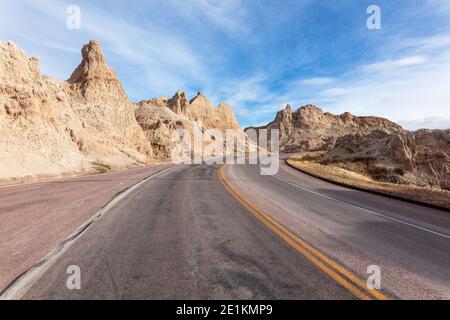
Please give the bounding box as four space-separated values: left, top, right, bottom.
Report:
0 165 176 300
266 168 450 240
218 165 390 301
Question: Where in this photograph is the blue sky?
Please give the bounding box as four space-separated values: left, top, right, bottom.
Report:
1 0 450 129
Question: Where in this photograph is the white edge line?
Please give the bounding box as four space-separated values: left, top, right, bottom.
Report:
0 165 176 300
259 166 450 240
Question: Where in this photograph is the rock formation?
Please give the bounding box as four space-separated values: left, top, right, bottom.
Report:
67 40 128 103
0 41 246 180
0 40 243 181
0 40 153 182
188 92 240 130
248 104 403 152
135 99 201 159
324 129 450 190
256 104 449 190
135 91 243 159
167 91 189 115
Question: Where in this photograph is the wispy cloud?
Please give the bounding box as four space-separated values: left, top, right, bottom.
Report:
299 77 335 86
399 117 450 131
0 0 216 97
312 48 450 128
400 35 450 51
320 88 348 97
167 0 248 34
1 0 450 129
425 0 450 14
360 55 427 73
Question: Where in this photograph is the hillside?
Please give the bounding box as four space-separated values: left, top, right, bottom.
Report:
256 104 449 192
0 40 241 183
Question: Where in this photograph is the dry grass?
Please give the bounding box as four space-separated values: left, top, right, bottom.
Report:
92 160 112 173
287 157 450 210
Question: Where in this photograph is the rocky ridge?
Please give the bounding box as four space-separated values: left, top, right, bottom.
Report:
0 40 241 182
135 91 243 159
325 128 450 189
256 104 449 190
248 104 403 152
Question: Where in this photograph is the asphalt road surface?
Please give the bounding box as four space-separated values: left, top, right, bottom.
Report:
226 162 450 299
0 164 172 292
2 162 449 299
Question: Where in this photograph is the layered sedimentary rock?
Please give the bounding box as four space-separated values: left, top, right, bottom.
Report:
67 40 128 103
249 104 403 152
135 91 242 159
168 91 189 115
0 40 153 182
0 39 245 181
135 99 202 159
256 104 449 190
325 129 450 189
188 92 240 130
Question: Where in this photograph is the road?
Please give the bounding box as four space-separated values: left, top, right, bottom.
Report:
1 162 449 299
226 161 450 299
0 164 172 292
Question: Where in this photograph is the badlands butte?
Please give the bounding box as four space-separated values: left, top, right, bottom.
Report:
0 39 241 182
1 40 449 206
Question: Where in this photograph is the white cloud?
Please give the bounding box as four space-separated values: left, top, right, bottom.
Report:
299 77 334 85
214 75 277 117
178 0 248 33
321 88 348 97
313 49 450 130
2 0 450 131
399 117 450 131
0 0 213 97
426 0 450 14
401 35 450 51
360 55 427 73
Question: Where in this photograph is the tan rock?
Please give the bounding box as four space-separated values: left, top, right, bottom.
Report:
188 92 240 130
135 91 243 159
256 104 449 190
168 91 189 115
0 40 153 182
249 104 403 152
135 99 199 159
324 129 450 189
0 40 244 182
67 40 128 103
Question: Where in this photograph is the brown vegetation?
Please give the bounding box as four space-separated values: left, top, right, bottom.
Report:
288 155 450 209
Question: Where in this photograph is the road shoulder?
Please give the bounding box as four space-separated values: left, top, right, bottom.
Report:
0 163 172 293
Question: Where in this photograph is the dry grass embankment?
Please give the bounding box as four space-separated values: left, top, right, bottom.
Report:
287 154 450 210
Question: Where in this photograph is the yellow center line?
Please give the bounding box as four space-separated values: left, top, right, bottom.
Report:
218 165 390 301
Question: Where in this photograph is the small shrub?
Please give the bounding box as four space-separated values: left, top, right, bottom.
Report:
92 160 112 173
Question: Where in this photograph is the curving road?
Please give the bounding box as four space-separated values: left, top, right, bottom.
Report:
1 162 449 300
226 161 450 300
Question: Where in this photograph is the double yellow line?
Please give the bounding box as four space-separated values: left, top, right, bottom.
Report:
218 165 389 300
